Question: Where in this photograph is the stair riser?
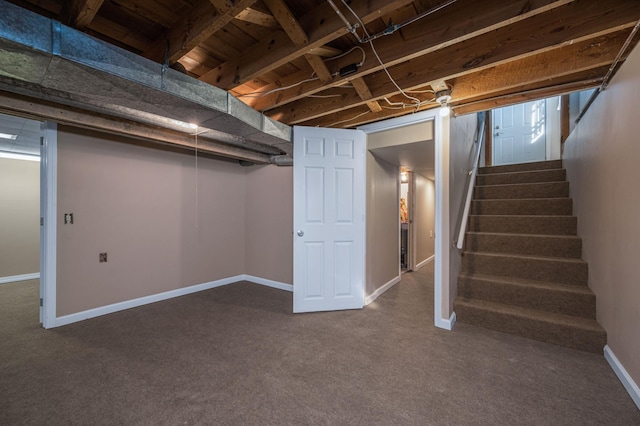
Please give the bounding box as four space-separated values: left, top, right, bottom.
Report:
471 199 573 216
465 233 582 258
457 278 596 318
474 182 569 200
468 215 577 235
479 160 562 175
476 169 566 186
454 303 606 353
461 253 588 285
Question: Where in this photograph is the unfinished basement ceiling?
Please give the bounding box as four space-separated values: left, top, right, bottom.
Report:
0 0 639 156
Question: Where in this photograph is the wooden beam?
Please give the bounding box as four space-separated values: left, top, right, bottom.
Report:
261 0 335 85
66 0 103 28
199 0 415 89
248 0 570 112
302 66 610 128
235 7 279 28
452 80 602 116
350 77 382 112
144 0 257 64
307 46 342 58
267 1 640 124
263 0 308 46
304 54 333 83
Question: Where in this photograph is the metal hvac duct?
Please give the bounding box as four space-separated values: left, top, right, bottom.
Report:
0 0 293 163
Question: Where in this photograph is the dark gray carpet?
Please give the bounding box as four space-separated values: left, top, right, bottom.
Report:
1 266 638 425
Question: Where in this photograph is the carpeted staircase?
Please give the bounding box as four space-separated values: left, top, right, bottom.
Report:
454 160 606 353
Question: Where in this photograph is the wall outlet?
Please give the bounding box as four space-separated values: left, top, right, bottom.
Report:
429 230 434 238
64 213 74 224
99 252 108 263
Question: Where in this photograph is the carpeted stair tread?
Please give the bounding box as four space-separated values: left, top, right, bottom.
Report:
467 215 578 235
457 272 596 318
474 181 569 200
476 168 566 186
471 198 573 215
464 232 582 258
461 251 588 285
458 272 595 294
459 160 607 353
479 160 562 175
454 298 606 353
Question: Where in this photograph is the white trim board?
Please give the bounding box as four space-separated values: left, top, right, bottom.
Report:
53 275 293 327
243 275 292 292
0 273 40 284
604 345 640 410
415 255 435 271
365 275 401 305
41 121 57 329
439 312 456 331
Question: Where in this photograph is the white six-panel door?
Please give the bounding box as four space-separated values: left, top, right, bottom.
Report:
293 126 366 313
493 100 546 165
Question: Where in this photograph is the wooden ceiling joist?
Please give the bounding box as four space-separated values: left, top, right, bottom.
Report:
268 1 640 125
144 0 257 65
351 77 382 113
199 0 415 89
65 0 104 29
248 0 571 112
262 0 334 84
235 7 279 28
5 0 640 134
263 0 308 46
314 28 633 127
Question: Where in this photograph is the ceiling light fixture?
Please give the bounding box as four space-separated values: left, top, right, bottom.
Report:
436 89 452 117
0 132 18 140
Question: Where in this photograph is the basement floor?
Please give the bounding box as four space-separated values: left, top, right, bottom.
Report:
1 265 638 425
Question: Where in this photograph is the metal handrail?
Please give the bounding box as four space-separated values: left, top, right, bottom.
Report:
455 114 486 250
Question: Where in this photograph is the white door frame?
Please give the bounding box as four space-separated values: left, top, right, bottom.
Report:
40 121 57 329
359 109 453 330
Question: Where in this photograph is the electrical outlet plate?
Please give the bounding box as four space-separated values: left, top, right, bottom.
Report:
64 213 73 224
99 253 108 263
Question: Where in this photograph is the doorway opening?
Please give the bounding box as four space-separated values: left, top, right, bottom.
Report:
400 168 411 271
0 112 44 324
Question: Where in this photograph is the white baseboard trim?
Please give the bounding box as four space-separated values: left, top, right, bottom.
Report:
54 275 243 327
604 345 640 410
0 272 40 284
415 255 435 271
365 275 401 305
243 275 293 292
436 311 457 330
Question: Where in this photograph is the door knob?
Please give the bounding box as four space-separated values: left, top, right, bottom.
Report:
297 230 304 237
495 132 503 136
